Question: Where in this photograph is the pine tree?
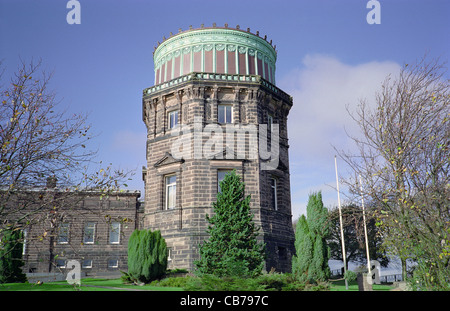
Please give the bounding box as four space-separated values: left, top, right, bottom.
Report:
195 170 265 277
0 228 27 283
291 215 313 282
292 191 330 283
127 229 167 283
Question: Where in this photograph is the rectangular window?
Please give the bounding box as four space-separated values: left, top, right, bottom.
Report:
271 177 278 210
217 170 233 193
109 222 121 244
56 259 66 269
165 175 177 210
168 110 179 129
108 259 119 269
218 105 233 124
82 259 93 269
267 114 273 132
22 228 28 255
83 222 96 244
57 223 69 244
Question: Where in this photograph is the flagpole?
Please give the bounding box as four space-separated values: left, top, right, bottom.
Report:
334 156 348 290
359 175 371 275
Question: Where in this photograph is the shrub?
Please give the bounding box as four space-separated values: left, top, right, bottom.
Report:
184 274 265 291
126 229 167 283
344 270 357 282
150 275 193 288
181 272 329 291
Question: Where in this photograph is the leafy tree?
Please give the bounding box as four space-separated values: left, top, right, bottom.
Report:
127 229 168 283
195 170 265 277
0 59 132 268
327 205 388 270
0 228 27 283
338 56 449 289
292 191 330 282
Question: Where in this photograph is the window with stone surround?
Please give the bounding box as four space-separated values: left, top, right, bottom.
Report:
218 104 233 124
217 170 233 193
165 174 177 210
57 223 69 244
267 113 273 132
109 222 121 244
82 259 93 269
108 258 119 269
270 177 278 211
56 258 66 268
83 222 96 244
167 248 173 262
168 110 179 129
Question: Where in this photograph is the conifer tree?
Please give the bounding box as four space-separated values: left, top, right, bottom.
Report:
292 191 330 282
127 229 167 283
195 170 265 277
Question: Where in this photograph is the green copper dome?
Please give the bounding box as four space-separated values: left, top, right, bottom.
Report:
153 24 278 86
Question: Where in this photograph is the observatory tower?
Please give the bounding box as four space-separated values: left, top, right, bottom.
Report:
142 24 294 272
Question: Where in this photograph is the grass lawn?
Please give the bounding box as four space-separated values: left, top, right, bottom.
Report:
0 278 182 291
2 277 396 292
329 279 394 291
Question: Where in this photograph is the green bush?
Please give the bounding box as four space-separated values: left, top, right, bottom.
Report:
184 274 265 291
0 228 27 284
126 229 167 283
344 270 357 282
181 272 330 291
150 275 193 288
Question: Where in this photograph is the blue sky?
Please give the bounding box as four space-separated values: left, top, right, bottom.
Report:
1 0 449 219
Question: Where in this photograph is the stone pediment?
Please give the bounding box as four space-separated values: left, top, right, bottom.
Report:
210 147 243 160
153 152 185 168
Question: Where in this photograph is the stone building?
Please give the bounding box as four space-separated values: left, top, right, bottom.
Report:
2 182 142 278
142 24 295 272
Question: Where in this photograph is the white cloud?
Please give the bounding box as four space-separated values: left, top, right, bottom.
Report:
280 54 401 219
281 54 400 160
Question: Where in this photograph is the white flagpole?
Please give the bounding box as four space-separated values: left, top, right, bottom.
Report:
359 175 371 275
334 156 348 289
